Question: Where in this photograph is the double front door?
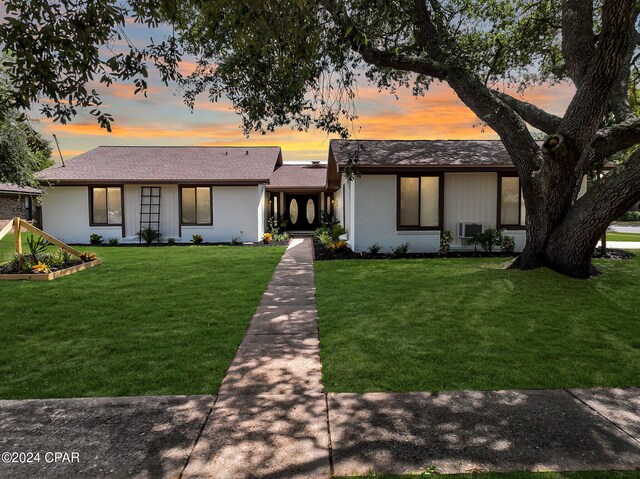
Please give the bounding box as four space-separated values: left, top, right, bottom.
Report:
284 194 319 230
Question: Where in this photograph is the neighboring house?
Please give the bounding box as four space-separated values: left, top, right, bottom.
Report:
0 183 41 224
36 140 585 250
327 139 587 253
35 146 339 244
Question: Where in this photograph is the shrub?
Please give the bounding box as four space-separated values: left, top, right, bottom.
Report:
167 237 176 246
367 243 382 255
26 235 49 261
314 217 346 248
191 234 203 245
439 230 453 256
79 252 97 262
315 230 332 247
330 240 348 251
392 242 410 258
136 227 162 245
500 234 516 254
263 232 272 244
231 235 242 245
89 233 103 245
273 232 290 242
470 229 501 253
108 237 119 246
618 210 640 222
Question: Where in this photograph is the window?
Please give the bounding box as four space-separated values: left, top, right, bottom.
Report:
181 187 212 225
90 187 122 225
499 175 525 228
398 175 441 229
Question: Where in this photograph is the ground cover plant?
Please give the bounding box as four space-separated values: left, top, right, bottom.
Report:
316 255 640 393
0 240 284 399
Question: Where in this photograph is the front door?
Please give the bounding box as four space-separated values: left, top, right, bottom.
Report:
285 194 319 230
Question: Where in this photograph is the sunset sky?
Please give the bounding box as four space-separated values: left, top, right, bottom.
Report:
33 20 576 163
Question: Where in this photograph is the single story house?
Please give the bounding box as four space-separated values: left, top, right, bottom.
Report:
36 140 584 251
327 140 586 253
35 146 338 244
0 183 41 223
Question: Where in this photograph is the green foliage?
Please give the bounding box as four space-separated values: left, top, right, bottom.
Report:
500 233 516 254
191 234 203 245
26 234 48 260
136 227 161 245
439 230 453 256
231 235 242 245
367 243 382 255
167 237 176 246
108 237 119 246
469 229 501 253
89 234 103 245
392 242 410 258
618 210 640 222
314 215 347 248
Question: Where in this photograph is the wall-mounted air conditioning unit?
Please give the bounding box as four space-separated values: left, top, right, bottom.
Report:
459 222 483 238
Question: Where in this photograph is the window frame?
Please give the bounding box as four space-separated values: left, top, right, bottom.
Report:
88 185 124 227
179 185 213 226
396 174 444 231
497 173 526 230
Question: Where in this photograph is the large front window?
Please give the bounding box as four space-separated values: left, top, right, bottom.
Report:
181 187 212 225
499 175 525 227
90 187 122 225
398 175 441 229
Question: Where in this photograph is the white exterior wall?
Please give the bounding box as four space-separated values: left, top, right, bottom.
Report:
41 186 122 244
351 175 440 253
444 172 497 248
334 171 529 253
41 184 265 244
181 185 263 243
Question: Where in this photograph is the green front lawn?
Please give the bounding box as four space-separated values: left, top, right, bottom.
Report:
345 472 640 479
607 232 640 242
315 256 640 393
0 239 284 399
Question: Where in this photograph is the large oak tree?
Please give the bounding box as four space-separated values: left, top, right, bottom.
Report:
1 0 639 277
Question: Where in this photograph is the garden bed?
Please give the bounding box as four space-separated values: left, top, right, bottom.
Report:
314 240 635 261
0 259 102 281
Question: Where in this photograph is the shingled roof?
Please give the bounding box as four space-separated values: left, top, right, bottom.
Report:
0 183 41 195
36 146 283 184
330 139 520 168
267 164 328 191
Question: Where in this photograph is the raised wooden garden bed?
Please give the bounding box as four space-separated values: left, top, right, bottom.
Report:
0 259 102 281
0 217 101 281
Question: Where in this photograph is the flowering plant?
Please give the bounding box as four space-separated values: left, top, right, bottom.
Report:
32 261 51 274
263 232 272 243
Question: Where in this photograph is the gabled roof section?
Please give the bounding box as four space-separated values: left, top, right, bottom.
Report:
0 183 41 196
267 164 328 191
36 146 283 184
330 139 519 169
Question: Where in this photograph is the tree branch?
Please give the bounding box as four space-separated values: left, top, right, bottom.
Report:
609 5 639 122
592 116 640 159
562 0 636 153
493 90 562 134
561 0 595 87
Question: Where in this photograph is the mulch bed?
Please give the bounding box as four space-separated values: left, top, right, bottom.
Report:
314 240 635 261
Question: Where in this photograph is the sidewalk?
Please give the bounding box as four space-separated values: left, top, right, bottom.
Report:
1 238 640 478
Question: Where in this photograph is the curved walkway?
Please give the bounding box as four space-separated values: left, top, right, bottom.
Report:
2 238 640 478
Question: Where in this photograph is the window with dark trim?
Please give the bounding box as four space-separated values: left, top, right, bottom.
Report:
498 174 526 228
397 175 442 230
90 186 122 225
180 186 213 225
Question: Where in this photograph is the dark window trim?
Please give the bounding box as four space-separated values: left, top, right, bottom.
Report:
497 173 526 230
396 174 444 231
88 186 125 235
179 185 213 227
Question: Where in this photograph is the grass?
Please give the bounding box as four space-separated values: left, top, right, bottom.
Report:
315 255 640 393
344 472 640 479
0 235 284 399
607 232 640 242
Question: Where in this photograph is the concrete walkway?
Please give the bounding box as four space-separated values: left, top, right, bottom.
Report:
2 238 640 478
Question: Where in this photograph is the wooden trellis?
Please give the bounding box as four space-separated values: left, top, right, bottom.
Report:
0 217 101 281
